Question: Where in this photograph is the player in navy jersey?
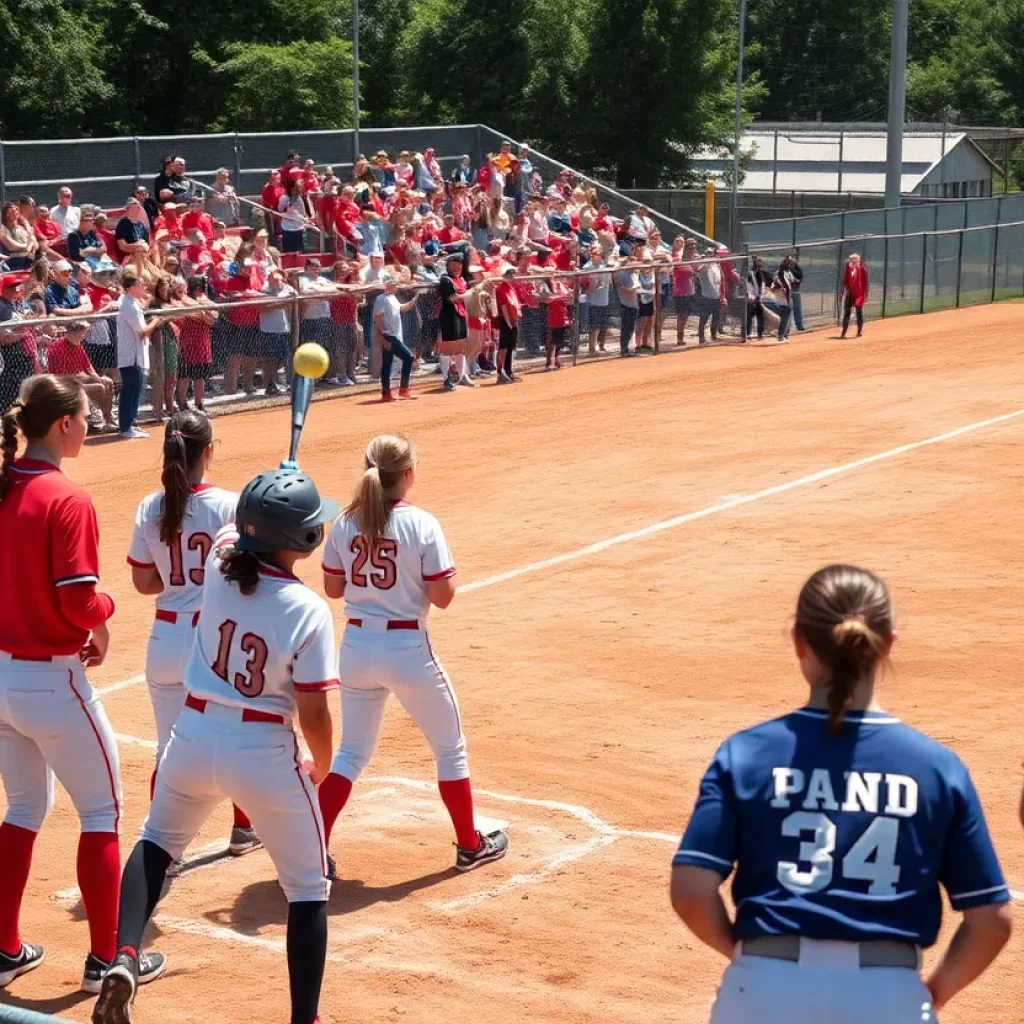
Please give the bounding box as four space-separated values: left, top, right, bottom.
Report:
671 565 1012 1023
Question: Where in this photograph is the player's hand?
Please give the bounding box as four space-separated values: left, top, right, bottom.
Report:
80 622 110 668
305 758 328 786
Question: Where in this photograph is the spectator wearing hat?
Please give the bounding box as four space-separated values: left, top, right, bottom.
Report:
44 259 92 317
116 199 152 261
50 186 81 239
0 275 37 414
374 272 419 401
437 251 470 391
0 201 38 271
47 320 119 432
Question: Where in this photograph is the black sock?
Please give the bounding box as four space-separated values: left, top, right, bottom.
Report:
503 349 513 376
116 840 172 956
287 900 327 1024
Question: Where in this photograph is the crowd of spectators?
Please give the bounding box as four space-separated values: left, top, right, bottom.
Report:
0 141 754 422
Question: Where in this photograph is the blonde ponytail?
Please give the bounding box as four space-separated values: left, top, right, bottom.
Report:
344 434 416 542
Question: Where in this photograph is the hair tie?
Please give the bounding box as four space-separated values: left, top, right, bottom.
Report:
170 430 184 439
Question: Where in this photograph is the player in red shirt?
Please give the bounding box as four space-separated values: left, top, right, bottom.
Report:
495 265 522 383
0 375 164 992
840 252 870 338
541 277 571 370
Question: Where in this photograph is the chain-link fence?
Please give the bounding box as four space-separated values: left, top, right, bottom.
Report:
0 255 751 422
747 220 1024 329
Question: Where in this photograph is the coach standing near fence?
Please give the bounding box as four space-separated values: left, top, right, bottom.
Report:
840 253 869 338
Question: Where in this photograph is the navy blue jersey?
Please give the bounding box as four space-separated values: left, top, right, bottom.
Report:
674 707 1008 947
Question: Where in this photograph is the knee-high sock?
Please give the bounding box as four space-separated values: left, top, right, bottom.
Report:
78 832 120 963
287 901 327 1024
438 778 479 850
318 772 353 846
232 806 252 829
115 840 172 959
439 355 451 381
0 823 36 956
503 348 514 376
457 354 470 380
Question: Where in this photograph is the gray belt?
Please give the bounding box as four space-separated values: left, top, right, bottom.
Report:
743 935 918 970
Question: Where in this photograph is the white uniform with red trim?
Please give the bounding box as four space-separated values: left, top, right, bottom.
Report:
139 529 338 902
127 484 237 763
322 501 468 783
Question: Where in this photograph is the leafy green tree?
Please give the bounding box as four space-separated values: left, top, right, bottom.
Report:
575 0 742 187
0 0 113 139
358 0 413 126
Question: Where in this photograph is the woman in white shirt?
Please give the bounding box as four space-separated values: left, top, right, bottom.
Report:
277 181 307 254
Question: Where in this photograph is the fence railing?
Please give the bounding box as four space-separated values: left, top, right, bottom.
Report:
742 192 1024 249
747 220 1024 328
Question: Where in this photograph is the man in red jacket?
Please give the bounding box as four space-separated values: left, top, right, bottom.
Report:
840 252 869 338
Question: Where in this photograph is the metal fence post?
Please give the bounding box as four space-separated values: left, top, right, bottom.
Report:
955 229 964 308
133 137 142 188
652 277 661 354
0 140 6 206
233 133 243 197
572 277 582 364
881 234 889 318
289 294 300 386
990 221 1000 302
919 233 928 314
835 242 844 322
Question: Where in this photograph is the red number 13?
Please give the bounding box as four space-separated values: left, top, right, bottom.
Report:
211 619 268 698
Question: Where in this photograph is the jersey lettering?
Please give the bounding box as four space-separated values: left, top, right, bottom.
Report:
168 531 214 587
777 811 902 896
349 536 398 590
771 766 919 817
211 618 268 698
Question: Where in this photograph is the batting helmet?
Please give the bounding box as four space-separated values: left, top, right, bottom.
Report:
234 469 339 554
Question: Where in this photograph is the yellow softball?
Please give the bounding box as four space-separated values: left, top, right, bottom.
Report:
293 342 330 380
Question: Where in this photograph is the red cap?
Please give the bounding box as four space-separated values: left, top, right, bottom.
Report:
1 273 26 291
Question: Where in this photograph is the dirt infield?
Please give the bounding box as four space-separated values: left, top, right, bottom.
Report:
3 304 1024 1023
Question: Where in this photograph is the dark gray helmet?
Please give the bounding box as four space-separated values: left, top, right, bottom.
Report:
234 469 339 554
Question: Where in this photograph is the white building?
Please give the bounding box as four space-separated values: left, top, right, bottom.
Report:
693 124 1005 199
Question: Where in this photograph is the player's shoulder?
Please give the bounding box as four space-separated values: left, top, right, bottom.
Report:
193 484 238 515
391 500 442 531
135 489 165 522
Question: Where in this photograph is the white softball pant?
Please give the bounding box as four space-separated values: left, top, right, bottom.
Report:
331 623 468 783
145 613 199 766
0 651 122 834
709 940 936 1023
141 698 329 903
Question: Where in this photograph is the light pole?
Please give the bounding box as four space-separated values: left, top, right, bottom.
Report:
352 0 361 166
731 0 748 247
884 0 909 209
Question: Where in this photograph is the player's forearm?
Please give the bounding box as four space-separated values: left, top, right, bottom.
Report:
926 904 1012 1010
670 866 735 960
297 696 333 776
58 582 115 631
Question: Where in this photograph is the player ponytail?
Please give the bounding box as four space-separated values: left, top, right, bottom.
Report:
794 565 892 735
0 374 84 504
218 547 260 596
159 411 213 544
345 434 416 543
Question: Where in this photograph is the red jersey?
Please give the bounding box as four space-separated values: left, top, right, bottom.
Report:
0 459 114 657
546 284 571 328
262 183 286 221
302 171 322 194
185 243 215 272
179 316 213 363
182 210 215 242
154 213 183 242
513 278 539 308
34 218 62 243
46 338 92 375
438 226 464 245
495 280 521 325
329 294 357 324
221 276 262 326
843 264 869 305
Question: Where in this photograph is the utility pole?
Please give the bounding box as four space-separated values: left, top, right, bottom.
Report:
352 0 361 166
884 0 909 209
731 0 748 247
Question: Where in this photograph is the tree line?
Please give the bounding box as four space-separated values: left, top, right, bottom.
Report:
1 0 1021 188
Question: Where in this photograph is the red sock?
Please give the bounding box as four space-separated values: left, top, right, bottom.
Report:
232 806 252 829
0 823 37 956
149 770 157 802
77 832 120 964
318 772 353 845
438 778 479 850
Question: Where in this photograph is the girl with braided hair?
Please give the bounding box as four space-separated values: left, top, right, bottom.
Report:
127 411 260 859
0 374 164 993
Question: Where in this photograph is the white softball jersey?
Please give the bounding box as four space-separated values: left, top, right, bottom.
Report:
127 484 238 614
322 501 456 622
183 530 340 719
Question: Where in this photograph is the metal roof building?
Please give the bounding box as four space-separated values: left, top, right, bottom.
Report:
693 124 1006 199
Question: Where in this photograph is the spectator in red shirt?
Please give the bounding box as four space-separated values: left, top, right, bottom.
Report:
45 320 117 431
261 170 286 247
183 228 215 276
541 276 571 370
438 214 465 246
301 159 322 197
840 253 869 338
178 275 218 411
181 197 215 244
153 202 184 244
495 265 521 384
91 212 119 265
328 261 361 385
32 205 63 260
278 152 303 185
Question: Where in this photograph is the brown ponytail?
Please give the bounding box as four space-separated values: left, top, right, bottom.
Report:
0 375 85 503
159 411 213 544
794 565 893 735
344 434 415 543
218 547 260 596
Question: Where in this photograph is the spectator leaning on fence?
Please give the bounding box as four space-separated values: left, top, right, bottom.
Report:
374 271 418 401
116 272 162 439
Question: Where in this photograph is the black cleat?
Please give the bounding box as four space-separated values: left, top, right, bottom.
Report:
455 829 509 872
